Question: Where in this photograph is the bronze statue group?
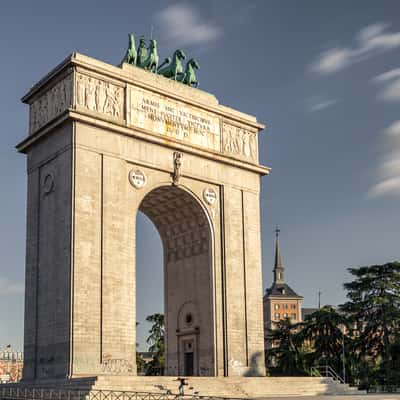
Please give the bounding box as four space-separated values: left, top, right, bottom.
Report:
122 34 200 88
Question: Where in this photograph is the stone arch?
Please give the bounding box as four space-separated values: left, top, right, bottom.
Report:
136 184 214 376
20 55 268 382
138 185 213 263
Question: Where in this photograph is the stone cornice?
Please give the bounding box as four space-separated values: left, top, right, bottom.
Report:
19 53 271 174
21 53 265 131
16 110 270 176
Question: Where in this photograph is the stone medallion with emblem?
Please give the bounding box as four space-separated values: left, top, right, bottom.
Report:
128 169 147 189
203 188 217 205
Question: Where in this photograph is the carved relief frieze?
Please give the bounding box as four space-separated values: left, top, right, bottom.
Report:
222 122 258 162
76 73 124 120
30 74 73 134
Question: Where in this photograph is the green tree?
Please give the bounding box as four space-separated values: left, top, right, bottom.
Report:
340 262 400 386
136 351 146 374
136 322 146 374
135 322 146 374
145 313 165 375
299 306 349 375
266 318 305 375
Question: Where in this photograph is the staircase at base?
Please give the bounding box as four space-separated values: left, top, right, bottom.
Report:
91 376 365 397
0 376 366 398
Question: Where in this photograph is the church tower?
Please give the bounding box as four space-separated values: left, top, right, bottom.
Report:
273 227 285 284
263 228 303 338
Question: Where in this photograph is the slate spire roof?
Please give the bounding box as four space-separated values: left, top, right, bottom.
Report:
273 226 284 283
265 227 302 299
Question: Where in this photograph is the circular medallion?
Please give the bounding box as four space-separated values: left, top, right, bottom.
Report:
128 169 147 189
43 173 55 194
203 188 217 205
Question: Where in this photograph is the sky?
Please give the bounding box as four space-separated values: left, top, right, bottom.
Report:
0 0 399 351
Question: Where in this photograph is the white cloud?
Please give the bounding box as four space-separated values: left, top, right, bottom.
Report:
369 121 400 198
155 3 221 47
357 22 388 42
380 80 400 101
311 48 352 75
373 68 400 82
381 158 400 176
0 278 24 296
384 120 400 136
369 176 400 197
311 22 400 75
373 69 400 102
307 96 338 112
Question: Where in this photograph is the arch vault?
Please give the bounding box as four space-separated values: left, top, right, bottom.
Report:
138 185 213 376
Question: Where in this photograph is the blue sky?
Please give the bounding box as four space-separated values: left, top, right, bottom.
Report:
0 1 399 351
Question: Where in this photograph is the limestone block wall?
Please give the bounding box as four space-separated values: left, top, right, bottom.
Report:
71 122 266 376
23 167 39 381
71 148 102 374
242 191 265 375
23 124 73 380
101 156 136 373
164 234 214 376
224 187 248 374
19 53 269 380
22 121 266 379
222 188 265 376
71 149 137 376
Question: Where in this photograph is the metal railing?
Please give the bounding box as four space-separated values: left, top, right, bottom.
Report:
367 385 400 394
310 365 345 384
0 387 225 400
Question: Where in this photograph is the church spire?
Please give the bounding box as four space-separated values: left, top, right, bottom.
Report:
273 226 285 283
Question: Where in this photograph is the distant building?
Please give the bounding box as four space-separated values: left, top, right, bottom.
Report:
0 345 23 383
263 228 304 345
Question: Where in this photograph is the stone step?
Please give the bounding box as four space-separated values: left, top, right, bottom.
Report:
90 376 366 397
9 376 366 398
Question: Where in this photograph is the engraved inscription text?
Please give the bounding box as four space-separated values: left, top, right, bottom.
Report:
129 87 221 152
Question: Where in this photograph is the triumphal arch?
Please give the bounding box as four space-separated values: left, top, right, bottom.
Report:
17 47 269 384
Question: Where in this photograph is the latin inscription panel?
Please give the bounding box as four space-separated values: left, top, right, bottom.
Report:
128 86 221 152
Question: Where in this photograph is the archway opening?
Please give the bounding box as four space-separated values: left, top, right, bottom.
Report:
136 211 163 352
136 185 214 376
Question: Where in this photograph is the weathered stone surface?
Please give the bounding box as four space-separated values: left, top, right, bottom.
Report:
29 74 73 134
128 85 221 152
23 53 265 168
19 52 269 381
0 376 367 398
75 73 124 121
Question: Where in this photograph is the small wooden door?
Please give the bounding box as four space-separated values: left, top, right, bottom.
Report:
184 352 194 376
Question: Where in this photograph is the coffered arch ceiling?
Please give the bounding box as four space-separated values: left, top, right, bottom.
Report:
138 186 211 262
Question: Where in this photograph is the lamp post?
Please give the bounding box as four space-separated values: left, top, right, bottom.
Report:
341 325 346 384
318 291 322 309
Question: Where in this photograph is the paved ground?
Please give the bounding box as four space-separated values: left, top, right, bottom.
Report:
257 395 400 400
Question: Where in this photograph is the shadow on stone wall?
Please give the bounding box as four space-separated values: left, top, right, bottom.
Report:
244 352 265 377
